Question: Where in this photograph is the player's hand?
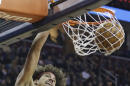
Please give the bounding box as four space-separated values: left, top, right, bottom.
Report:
49 24 66 43
49 24 61 43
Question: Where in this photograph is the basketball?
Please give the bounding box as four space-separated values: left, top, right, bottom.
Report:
95 22 125 55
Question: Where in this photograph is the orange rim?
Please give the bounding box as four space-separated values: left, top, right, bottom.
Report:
92 8 115 16
64 8 115 26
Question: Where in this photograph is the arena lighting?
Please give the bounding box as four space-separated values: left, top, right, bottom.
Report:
102 6 130 22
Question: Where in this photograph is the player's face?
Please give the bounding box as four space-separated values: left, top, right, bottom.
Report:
38 72 56 86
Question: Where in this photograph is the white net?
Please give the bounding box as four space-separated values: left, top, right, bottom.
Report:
62 8 125 56
62 18 98 56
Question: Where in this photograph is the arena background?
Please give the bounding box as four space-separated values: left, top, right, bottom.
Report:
0 0 130 86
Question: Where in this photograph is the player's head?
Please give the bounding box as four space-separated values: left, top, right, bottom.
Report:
33 64 66 86
38 72 56 86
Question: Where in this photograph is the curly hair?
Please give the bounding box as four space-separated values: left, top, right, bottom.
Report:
33 64 66 86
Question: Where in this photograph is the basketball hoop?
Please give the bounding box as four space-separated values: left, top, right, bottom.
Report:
62 8 125 56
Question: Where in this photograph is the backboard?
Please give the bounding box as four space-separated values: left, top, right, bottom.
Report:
0 0 111 47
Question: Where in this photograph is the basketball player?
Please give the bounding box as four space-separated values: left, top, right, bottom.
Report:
15 30 66 86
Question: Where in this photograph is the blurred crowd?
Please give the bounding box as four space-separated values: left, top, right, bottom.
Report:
108 0 130 10
0 40 130 86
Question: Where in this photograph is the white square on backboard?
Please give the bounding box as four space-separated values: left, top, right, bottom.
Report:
0 0 1 5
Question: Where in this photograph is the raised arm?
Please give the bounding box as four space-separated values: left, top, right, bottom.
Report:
15 31 49 85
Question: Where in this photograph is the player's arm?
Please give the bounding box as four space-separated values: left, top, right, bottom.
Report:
15 31 49 85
